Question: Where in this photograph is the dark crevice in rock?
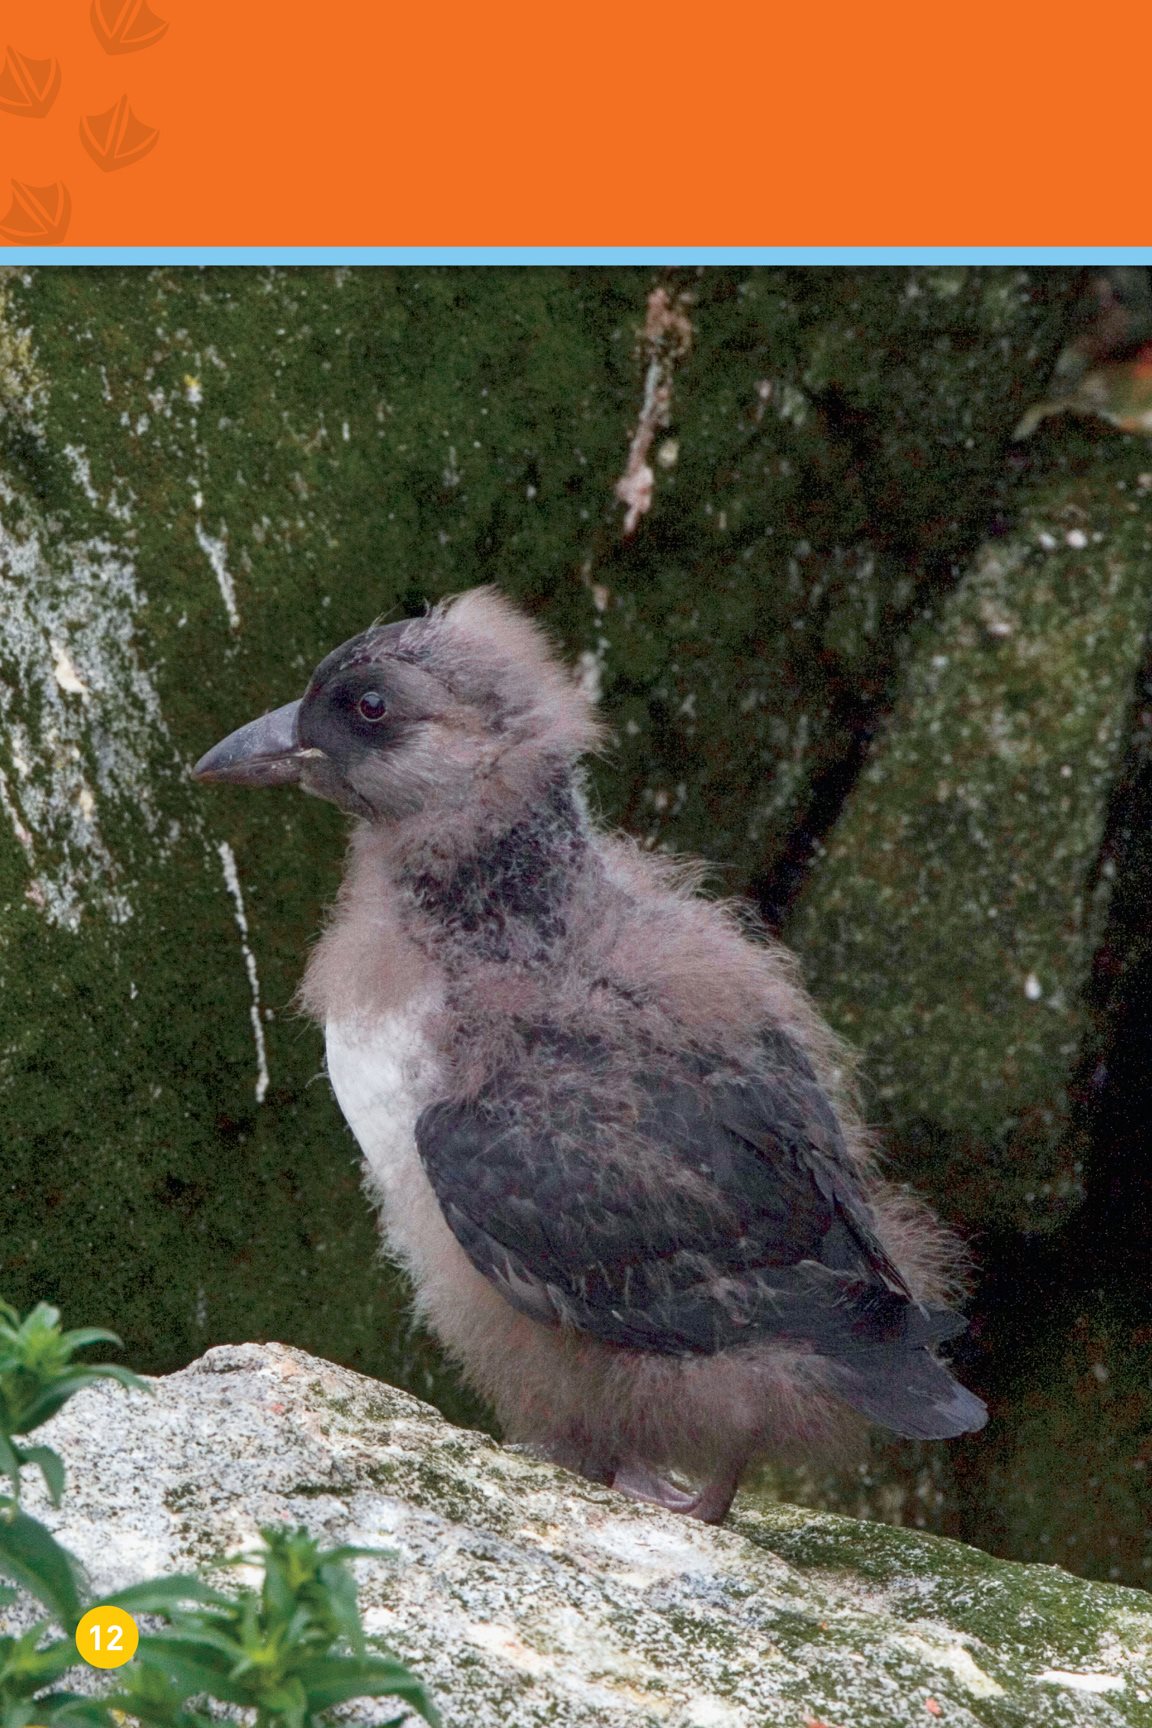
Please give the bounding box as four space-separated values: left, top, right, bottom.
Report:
747 703 877 929
748 411 1079 929
1073 621 1152 1258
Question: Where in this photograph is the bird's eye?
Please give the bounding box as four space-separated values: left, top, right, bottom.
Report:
357 690 388 723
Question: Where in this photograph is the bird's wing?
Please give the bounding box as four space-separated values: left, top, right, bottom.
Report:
414 1029 960 1363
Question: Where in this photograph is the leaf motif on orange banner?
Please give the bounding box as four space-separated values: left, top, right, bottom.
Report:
91 0 169 55
0 46 62 118
80 96 160 172
0 180 71 244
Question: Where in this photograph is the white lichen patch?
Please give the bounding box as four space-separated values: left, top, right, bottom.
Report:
61 444 134 524
577 642 607 704
0 268 46 425
583 1514 733 1590
0 476 171 930
463 1621 554 1678
678 1702 748 1728
889 1633 1006 1697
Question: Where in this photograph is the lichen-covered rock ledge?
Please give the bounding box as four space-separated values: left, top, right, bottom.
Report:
9 1344 1151 1728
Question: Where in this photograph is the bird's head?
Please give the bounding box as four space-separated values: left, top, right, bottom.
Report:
192 588 601 822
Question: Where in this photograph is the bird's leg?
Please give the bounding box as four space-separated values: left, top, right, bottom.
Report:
683 1462 743 1526
611 1460 744 1524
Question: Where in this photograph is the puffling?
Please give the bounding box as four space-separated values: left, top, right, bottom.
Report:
194 589 986 1524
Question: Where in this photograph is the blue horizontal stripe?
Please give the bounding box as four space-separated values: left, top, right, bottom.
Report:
2 246 1150 267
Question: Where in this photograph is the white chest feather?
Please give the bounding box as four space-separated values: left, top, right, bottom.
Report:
324 1004 445 1270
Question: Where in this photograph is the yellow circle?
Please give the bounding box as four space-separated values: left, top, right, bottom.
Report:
75 1606 139 1669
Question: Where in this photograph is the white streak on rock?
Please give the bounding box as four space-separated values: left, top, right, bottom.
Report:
216 840 270 1105
195 518 240 632
50 638 88 695
614 286 693 537
1038 1668 1125 1693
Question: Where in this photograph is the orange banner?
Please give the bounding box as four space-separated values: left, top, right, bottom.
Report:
0 1 1145 247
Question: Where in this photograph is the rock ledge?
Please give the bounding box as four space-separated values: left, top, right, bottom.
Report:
6 1342 1151 1727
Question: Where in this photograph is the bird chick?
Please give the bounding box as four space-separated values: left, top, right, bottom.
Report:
193 589 986 1524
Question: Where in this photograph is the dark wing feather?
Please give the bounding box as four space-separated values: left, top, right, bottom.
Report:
415 1031 962 1364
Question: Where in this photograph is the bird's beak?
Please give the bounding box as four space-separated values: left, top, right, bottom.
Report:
192 700 309 788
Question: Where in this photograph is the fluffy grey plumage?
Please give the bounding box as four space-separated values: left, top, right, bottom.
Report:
194 588 986 1523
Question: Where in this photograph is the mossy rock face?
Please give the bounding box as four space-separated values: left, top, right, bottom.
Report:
574 267 1075 898
774 420 1152 1592
786 434 1152 1238
0 264 1071 1402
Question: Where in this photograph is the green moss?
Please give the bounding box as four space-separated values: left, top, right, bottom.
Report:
743 1501 1152 1668
789 441 1152 1235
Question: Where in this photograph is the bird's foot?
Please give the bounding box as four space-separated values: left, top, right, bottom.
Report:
611 1462 740 1524
611 1462 699 1513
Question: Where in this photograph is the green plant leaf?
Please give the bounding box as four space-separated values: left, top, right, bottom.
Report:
317 1565 360 1653
0 1432 22 1487
292 1654 441 1725
105 1575 231 1614
23 1693 117 1728
0 1512 83 1628
12 1367 148 1437
129 1634 253 1706
55 1329 123 1355
0 1627 83 1690
73 1364 149 1396
107 1657 215 1728
256 1675 307 1728
16 1446 65 1507
7 1385 84 1437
